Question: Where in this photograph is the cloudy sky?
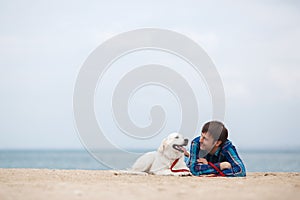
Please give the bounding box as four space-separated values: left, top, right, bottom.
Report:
1 0 299 150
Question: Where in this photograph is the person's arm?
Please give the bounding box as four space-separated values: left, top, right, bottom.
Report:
190 162 222 176
198 145 246 177
221 145 246 177
188 140 221 176
182 147 190 157
181 147 190 165
198 158 231 171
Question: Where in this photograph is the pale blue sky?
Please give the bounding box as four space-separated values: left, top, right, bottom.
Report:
0 0 299 150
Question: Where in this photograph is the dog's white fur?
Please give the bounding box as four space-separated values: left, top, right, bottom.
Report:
124 132 190 176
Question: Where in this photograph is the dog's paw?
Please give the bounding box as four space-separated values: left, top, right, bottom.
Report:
174 172 191 177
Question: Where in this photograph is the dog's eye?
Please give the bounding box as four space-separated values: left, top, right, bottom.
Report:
175 136 179 139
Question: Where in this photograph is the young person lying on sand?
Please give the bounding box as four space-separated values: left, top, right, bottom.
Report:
182 121 246 177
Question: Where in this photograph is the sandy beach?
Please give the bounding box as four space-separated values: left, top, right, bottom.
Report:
0 169 299 200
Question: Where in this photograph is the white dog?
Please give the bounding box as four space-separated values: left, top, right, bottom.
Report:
129 132 190 176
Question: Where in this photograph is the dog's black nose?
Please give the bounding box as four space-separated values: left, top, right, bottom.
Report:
184 138 188 144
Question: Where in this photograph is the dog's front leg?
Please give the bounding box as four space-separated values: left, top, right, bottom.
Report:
153 169 174 176
154 169 191 176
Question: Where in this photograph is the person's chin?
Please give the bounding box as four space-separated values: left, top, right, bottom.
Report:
199 149 208 158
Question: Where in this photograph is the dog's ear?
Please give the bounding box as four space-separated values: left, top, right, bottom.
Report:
158 138 167 153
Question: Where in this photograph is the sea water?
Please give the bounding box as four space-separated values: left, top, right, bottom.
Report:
0 149 299 172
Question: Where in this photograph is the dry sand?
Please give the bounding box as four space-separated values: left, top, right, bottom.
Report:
0 169 299 200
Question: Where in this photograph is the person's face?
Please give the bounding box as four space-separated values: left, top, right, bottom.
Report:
199 132 216 152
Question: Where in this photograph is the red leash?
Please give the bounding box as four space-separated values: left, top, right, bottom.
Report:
170 158 190 173
170 159 225 176
208 162 226 177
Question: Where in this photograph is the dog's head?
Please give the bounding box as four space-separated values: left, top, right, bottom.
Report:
158 132 188 158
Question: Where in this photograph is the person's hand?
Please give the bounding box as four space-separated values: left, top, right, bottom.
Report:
220 162 232 170
179 147 190 157
197 158 208 164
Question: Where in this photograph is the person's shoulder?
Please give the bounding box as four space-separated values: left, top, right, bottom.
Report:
191 136 200 143
222 139 235 150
